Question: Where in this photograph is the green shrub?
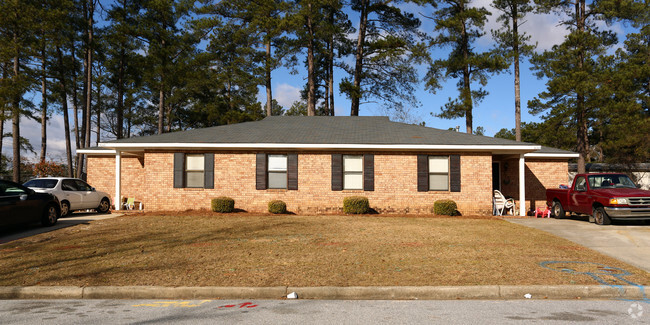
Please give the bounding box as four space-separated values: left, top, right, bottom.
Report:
211 197 235 213
268 200 287 214
343 196 370 214
434 199 457 216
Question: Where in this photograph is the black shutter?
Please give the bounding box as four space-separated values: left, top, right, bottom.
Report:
363 154 374 191
173 153 184 188
417 154 428 192
331 154 343 191
288 154 298 190
256 153 267 190
450 154 461 192
204 153 214 189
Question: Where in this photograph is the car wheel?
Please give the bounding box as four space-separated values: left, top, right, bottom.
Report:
42 204 59 226
552 200 565 219
593 207 611 225
96 198 110 213
60 201 70 217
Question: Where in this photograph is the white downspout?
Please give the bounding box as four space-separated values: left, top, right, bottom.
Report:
115 150 121 211
519 154 526 216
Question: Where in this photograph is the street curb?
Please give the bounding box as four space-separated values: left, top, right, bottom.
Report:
0 285 645 300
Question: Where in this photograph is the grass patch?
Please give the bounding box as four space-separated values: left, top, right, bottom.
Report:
1 214 649 287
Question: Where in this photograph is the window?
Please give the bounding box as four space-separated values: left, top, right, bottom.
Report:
74 180 93 191
574 176 587 191
268 155 288 189
62 179 78 191
185 154 205 188
343 155 363 190
428 156 449 191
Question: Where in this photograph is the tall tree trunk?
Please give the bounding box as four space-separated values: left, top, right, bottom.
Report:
575 0 587 173
351 0 368 116
96 80 100 145
158 35 166 134
12 54 21 182
71 43 82 178
85 0 93 151
328 26 335 116
57 46 74 177
158 76 165 134
460 7 473 134
513 7 521 142
306 4 316 116
117 46 124 139
39 39 48 162
40 44 48 163
265 41 273 116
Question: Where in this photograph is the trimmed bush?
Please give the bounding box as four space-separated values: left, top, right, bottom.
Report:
434 199 457 216
211 197 235 213
343 196 370 214
268 200 287 214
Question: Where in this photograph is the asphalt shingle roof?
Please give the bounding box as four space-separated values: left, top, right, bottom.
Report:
101 116 539 147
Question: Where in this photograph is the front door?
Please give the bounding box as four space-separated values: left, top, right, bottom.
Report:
492 162 501 191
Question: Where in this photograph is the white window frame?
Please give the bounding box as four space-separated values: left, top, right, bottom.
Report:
428 156 449 191
185 154 205 188
343 155 363 190
267 154 288 189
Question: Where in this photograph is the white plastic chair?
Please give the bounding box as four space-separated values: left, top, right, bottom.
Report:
493 190 516 216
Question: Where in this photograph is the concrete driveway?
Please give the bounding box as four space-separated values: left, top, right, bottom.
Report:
0 212 120 244
508 217 650 272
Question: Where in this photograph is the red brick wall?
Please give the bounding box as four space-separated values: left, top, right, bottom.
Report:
87 155 145 207
87 151 567 215
500 158 569 214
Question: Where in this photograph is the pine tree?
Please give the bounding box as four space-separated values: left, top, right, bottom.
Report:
0 0 40 181
530 0 618 173
344 0 424 116
491 0 535 141
423 0 507 134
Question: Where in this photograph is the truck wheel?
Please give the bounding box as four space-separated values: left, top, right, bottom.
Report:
552 200 565 219
593 207 611 225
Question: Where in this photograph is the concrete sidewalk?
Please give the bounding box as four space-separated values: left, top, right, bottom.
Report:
0 285 647 300
507 218 650 272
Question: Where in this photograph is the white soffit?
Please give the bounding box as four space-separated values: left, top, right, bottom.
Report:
524 152 580 158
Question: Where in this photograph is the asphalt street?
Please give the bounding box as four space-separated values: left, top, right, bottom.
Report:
0 299 648 324
508 218 650 272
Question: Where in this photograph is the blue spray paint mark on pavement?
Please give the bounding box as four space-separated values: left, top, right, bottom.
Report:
540 261 649 303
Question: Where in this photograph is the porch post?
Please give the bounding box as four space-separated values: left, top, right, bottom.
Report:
519 154 526 216
115 150 121 211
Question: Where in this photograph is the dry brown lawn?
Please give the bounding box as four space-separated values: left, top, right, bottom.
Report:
1 213 649 287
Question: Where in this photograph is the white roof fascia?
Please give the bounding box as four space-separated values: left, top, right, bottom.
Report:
524 153 580 158
77 149 117 155
98 142 542 152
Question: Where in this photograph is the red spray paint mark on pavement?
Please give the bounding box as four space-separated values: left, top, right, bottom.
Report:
218 302 258 309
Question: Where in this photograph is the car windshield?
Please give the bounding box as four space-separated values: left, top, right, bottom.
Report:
588 175 637 189
24 179 58 189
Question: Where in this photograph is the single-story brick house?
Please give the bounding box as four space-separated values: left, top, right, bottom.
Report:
78 116 578 215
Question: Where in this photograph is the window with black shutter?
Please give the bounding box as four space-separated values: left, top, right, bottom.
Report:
256 153 298 190
173 153 214 189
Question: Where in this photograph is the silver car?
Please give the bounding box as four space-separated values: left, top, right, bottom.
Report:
24 177 111 217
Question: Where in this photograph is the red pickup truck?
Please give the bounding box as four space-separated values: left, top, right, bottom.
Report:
546 173 650 225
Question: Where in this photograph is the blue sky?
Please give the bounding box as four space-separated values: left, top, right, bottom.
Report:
1 0 632 163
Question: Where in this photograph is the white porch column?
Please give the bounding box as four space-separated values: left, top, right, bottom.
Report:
519 154 526 216
115 150 122 211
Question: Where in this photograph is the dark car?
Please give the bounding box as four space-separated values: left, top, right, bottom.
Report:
0 180 60 228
